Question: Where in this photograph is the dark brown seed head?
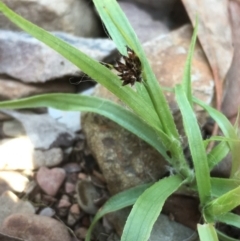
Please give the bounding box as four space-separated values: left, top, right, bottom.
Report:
113 46 142 86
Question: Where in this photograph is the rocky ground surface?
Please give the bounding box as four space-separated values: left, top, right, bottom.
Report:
0 0 239 241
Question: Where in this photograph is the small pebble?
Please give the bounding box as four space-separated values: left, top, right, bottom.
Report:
42 194 57 204
58 198 71 208
67 173 78 183
63 163 81 173
65 182 76 194
78 173 87 180
58 207 68 218
75 227 88 240
36 167 66 196
70 204 80 215
39 207 55 217
67 212 78 226
61 194 70 201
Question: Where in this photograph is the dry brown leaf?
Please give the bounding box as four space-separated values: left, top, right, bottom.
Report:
182 0 233 108
222 0 240 123
182 0 233 80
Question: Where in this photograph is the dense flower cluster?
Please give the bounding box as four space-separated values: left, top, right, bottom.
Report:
113 46 142 86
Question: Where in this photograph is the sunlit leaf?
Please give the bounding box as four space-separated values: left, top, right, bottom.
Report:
121 175 184 241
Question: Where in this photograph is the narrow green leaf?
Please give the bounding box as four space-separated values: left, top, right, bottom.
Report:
203 136 240 144
93 0 140 54
204 185 240 219
198 223 219 241
211 178 240 197
121 175 184 241
0 93 171 161
85 183 152 241
175 85 211 205
217 212 240 229
194 98 240 179
182 16 198 105
207 142 229 170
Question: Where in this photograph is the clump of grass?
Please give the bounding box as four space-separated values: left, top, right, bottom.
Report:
0 1 240 241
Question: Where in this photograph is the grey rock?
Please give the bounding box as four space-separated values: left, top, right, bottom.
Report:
33 148 63 168
0 77 76 101
0 137 63 170
1 110 75 149
0 0 101 37
143 25 214 109
0 191 35 227
63 162 81 173
0 137 36 170
39 207 55 217
0 113 11 121
82 112 167 195
107 209 195 241
48 107 81 133
2 120 25 137
118 1 169 43
150 214 195 241
1 213 71 241
0 172 29 195
121 0 177 12
0 30 116 83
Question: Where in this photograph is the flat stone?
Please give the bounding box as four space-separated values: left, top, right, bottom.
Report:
0 137 35 170
36 167 66 196
119 1 169 43
0 171 29 194
0 0 101 37
107 210 194 241
128 0 177 10
39 207 55 217
0 191 35 227
64 182 75 194
33 148 63 168
150 214 194 241
63 162 81 173
0 77 76 101
0 30 116 83
0 137 63 170
1 111 75 150
2 120 25 137
1 213 71 241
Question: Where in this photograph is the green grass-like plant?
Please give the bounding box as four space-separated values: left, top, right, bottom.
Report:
0 1 240 241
